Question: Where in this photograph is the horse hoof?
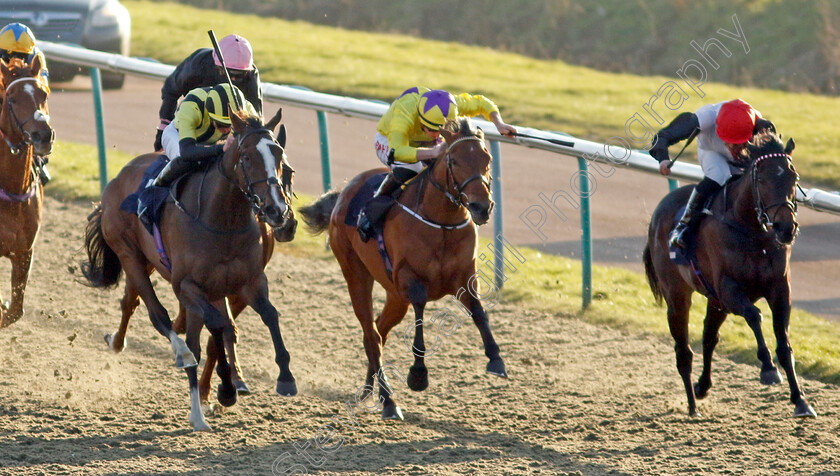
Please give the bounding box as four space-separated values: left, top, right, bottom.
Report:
382 403 404 421
407 365 428 392
234 380 252 395
693 382 709 400
794 401 817 418
175 352 198 369
760 368 783 385
486 358 507 378
276 379 298 396
192 420 213 432
104 333 126 353
217 384 238 407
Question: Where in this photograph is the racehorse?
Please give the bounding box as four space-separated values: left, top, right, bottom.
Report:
299 117 507 420
82 108 298 431
0 56 53 328
643 130 816 418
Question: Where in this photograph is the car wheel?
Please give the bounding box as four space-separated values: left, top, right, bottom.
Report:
100 71 125 90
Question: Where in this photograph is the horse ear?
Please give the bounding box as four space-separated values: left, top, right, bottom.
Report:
0 58 9 80
785 137 795 155
229 106 246 134
29 54 42 78
277 124 287 148
265 107 283 132
439 127 454 144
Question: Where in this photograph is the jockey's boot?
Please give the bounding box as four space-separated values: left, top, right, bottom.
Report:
669 178 722 249
36 156 51 185
357 168 417 242
152 157 198 188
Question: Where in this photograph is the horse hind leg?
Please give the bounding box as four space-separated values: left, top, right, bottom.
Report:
694 303 727 400
666 292 698 416
105 271 147 352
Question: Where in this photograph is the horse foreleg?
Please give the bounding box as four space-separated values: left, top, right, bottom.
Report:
186 365 211 432
405 282 431 392
249 282 296 397
768 290 816 418
460 293 507 378
122 261 196 369
695 303 727 400
3 248 33 327
225 296 249 394
720 277 781 386
179 281 236 408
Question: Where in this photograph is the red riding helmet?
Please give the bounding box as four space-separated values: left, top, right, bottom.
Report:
716 99 757 144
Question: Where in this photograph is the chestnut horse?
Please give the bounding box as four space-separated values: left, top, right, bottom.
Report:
299 118 506 420
644 131 815 418
0 56 53 328
82 109 298 431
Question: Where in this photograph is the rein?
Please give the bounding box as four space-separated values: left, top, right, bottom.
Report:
428 135 491 208
751 153 798 232
172 127 290 235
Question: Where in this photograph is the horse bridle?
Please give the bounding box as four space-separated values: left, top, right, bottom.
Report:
429 134 492 208
225 127 294 221
751 152 798 232
1 77 52 156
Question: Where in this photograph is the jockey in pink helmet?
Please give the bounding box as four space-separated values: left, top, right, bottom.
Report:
356 86 517 242
650 99 775 249
154 34 262 152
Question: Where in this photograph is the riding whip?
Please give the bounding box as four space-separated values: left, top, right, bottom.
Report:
512 132 575 148
207 29 244 112
666 128 700 169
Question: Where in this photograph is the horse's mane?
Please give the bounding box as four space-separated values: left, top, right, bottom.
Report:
442 117 479 137
233 110 263 129
748 131 785 161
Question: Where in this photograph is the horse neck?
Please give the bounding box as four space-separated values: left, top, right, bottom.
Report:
196 150 253 229
0 114 34 195
725 172 761 231
413 157 469 223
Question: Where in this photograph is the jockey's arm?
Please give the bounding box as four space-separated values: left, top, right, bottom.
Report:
650 112 700 174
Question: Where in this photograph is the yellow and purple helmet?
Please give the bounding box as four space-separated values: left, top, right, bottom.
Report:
417 89 457 130
0 23 36 55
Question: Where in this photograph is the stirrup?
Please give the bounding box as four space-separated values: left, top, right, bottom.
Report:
357 212 373 243
669 224 689 249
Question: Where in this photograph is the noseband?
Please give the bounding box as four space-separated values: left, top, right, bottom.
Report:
1 77 52 156
751 153 798 232
430 134 492 208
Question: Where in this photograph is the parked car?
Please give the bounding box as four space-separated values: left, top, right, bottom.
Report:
0 0 131 89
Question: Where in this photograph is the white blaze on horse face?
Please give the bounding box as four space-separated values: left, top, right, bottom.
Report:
256 136 287 213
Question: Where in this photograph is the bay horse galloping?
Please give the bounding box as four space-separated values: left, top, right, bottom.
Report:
644 131 815 418
82 109 298 431
0 56 53 328
299 118 506 420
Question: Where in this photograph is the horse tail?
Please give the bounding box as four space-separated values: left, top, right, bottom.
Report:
642 243 663 305
81 204 123 288
299 190 340 234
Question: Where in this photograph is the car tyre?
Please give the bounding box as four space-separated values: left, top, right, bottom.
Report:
100 70 125 90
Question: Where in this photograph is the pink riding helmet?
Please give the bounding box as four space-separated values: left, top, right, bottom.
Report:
212 34 254 71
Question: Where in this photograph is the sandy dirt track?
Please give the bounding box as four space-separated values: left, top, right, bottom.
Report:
0 197 839 475
45 76 840 322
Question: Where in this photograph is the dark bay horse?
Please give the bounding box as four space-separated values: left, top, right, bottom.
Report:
644 131 815 418
0 56 53 328
82 109 298 431
299 118 506 420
